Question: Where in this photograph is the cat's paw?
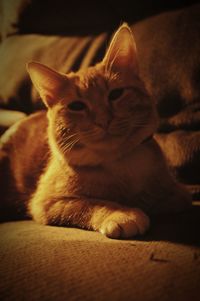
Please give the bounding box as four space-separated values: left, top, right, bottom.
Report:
99 208 150 239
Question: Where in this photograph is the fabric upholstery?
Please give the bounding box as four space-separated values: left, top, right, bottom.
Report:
0 109 26 135
0 203 200 301
133 4 200 198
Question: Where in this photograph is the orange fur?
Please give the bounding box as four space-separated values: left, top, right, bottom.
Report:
0 24 191 238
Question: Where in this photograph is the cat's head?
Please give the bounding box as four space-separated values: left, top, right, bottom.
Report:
27 24 158 166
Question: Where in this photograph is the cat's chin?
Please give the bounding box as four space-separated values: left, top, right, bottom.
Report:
66 147 106 167
61 139 124 167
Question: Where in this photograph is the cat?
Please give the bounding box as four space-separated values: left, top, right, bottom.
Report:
0 23 191 239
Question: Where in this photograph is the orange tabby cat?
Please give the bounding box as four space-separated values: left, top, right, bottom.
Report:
0 24 191 238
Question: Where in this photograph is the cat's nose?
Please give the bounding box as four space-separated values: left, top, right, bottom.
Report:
95 117 111 130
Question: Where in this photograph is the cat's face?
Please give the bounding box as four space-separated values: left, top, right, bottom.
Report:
27 24 158 166
47 66 156 155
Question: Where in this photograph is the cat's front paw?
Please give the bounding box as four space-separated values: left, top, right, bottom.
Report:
99 208 150 239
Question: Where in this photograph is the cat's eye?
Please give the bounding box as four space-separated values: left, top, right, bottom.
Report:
68 101 87 111
108 88 124 101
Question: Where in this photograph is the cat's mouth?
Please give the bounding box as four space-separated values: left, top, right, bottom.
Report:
81 132 128 152
85 123 155 150
90 131 123 143
71 120 154 152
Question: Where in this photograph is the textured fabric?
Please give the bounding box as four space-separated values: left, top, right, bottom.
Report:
132 4 200 198
0 204 200 301
0 109 26 135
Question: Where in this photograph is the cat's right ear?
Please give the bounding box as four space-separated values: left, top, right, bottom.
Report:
26 62 69 108
102 23 139 76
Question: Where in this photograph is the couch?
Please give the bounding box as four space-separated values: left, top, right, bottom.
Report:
0 1 200 300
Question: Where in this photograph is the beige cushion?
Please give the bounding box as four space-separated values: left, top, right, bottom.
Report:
0 203 199 301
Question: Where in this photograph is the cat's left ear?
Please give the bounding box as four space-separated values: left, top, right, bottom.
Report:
103 23 139 75
27 62 69 108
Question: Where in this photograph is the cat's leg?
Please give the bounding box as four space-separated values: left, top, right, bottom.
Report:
96 206 149 238
28 193 150 239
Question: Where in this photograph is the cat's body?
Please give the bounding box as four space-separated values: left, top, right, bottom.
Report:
0 24 191 238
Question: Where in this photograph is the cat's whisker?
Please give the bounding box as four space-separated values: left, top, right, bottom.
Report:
59 138 76 150
59 133 79 147
64 139 78 149
64 133 79 141
81 128 104 141
59 133 81 153
66 138 81 153
66 133 79 139
84 129 103 137
59 131 78 141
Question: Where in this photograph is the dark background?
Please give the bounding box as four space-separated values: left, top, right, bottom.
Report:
4 0 200 36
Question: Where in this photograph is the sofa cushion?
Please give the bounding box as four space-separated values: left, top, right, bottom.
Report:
0 203 199 301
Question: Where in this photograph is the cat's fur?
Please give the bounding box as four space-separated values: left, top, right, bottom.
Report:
0 24 191 238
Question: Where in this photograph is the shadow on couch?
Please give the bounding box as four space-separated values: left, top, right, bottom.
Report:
140 203 200 247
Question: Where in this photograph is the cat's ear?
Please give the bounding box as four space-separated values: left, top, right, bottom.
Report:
27 62 68 107
103 23 139 75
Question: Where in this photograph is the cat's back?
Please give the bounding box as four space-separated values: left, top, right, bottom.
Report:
0 111 50 220
0 110 49 160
